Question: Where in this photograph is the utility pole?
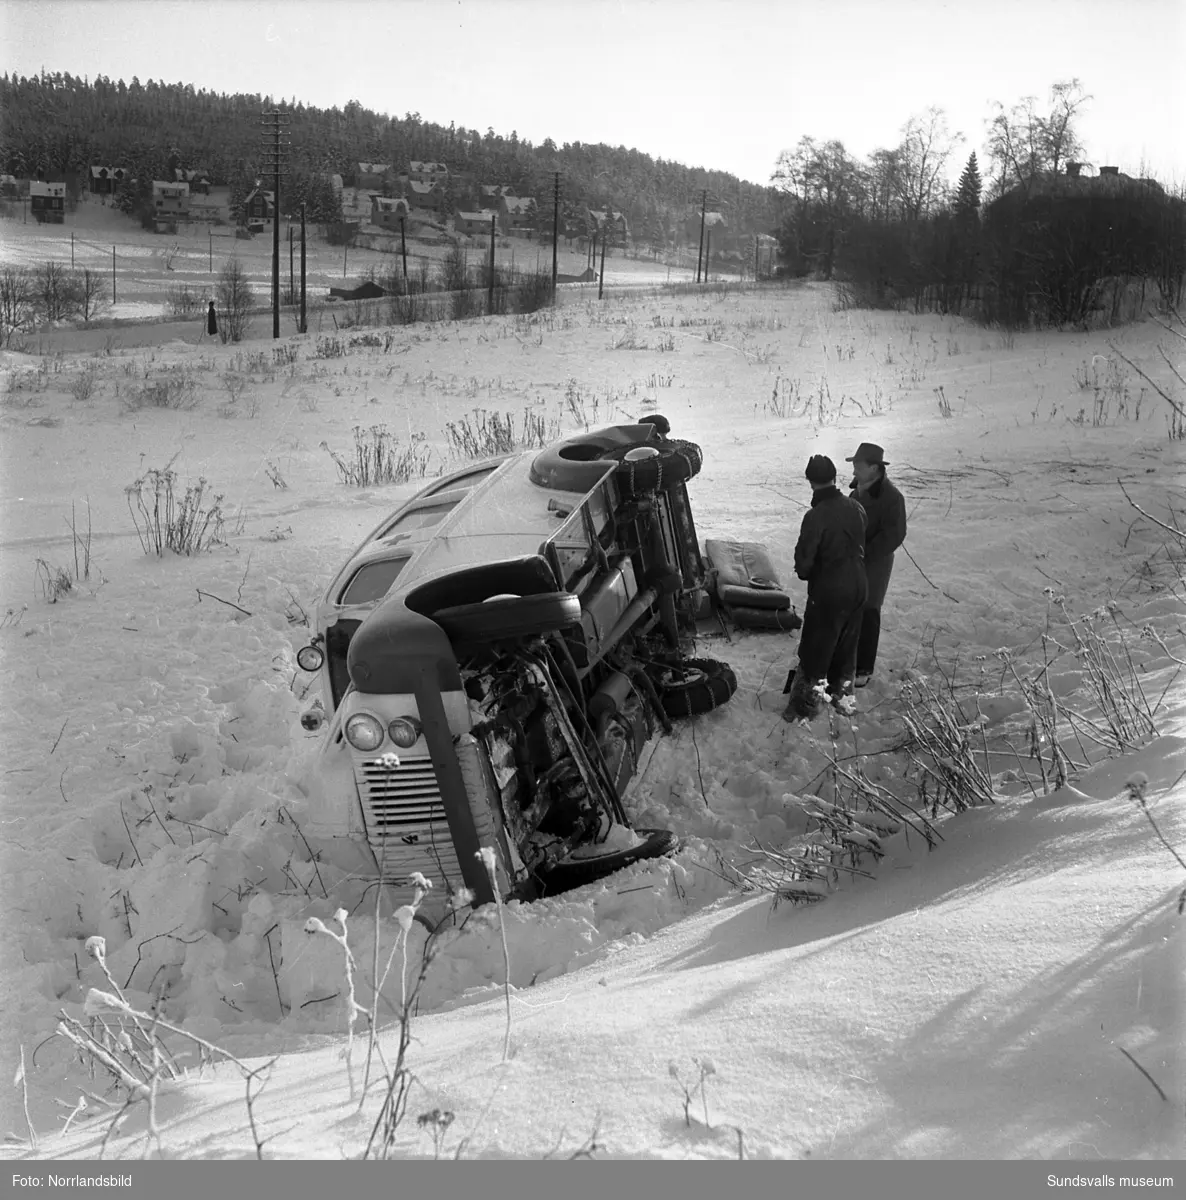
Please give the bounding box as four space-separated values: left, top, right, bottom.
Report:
112 245 116 303
598 225 607 300
300 204 307 334
400 216 408 287
551 171 560 301
259 108 291 339
696 189 707 284
289 225 294 305
489 212 497 313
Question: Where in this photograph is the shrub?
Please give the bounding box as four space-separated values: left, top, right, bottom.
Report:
125 462 226 556
0 266 36 345
124 366 198 411
166 282 203 318
216 257 253 343
322 425 434 486
68 364 100 404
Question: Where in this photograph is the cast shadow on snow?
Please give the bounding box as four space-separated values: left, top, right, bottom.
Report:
817 898 1183 1159
667 724 1186 979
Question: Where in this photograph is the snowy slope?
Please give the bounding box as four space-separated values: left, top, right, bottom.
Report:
1 282 1182 1159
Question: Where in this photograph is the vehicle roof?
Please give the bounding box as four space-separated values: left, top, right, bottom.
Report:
323 423 660 613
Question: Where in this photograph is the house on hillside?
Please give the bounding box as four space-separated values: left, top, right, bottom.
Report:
406 180 445 214
455 210 495 237
153 180 191 223
357 162 392 189
588 208 630 243
684 210 728 244
1 174 22 197
476 183 508 209
408 160 449 185
1026 163 1167 199
370 194 411 230
30 180 66 223
89 166 127 196
173 167 211 195
243 187 275 231
498 195 536 235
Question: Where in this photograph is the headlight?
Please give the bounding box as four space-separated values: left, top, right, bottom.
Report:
297 644 325 671
344 713 385 752
387 716 422 748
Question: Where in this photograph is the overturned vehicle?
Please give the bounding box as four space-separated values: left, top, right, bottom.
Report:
296 417 737 915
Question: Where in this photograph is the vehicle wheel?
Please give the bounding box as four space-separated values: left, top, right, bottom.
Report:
651 656 738 718
433 592 581 645
536 828 681 891
609 438 702 497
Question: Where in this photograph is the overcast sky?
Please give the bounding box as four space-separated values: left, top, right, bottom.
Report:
2 0 1183 187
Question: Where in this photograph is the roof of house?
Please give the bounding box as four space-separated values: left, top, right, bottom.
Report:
410 160 448 172
457 211 493 223
30 181 65 196
153 180 190 193
358 162 392 174
408 180 442 195
501 196 535 213
371 196 408 212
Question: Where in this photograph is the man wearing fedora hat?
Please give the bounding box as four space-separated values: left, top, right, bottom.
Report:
846 442 907 687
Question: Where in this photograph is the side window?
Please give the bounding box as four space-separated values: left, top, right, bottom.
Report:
377 499 460 538
547 509 594 592
339 557 409 605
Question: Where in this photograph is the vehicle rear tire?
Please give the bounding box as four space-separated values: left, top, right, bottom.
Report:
433 592 581 645
651 656 738 718
536 827 681 891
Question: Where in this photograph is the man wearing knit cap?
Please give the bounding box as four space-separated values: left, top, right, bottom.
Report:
783 454 868 721
846 442 907 687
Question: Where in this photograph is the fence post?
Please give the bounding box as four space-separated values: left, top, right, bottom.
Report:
112 245 116 304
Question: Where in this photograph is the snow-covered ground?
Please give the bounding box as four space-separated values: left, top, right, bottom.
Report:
0 280 1182 1160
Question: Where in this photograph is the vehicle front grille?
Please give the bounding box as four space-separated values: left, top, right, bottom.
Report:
355 756 464 895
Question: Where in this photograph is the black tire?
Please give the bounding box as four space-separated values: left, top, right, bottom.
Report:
608 438 703 497
651 656 738 718
537 828 681 890
433 592 581 645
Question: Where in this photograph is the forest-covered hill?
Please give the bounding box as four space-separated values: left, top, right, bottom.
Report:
0 72 784 239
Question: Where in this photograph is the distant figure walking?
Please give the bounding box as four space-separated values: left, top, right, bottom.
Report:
206 300 218 340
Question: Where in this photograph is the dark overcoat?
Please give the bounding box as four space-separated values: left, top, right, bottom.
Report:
794 485 868 609
850 473 906 609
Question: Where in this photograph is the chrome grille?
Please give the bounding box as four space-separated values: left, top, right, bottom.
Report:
355 756 464 892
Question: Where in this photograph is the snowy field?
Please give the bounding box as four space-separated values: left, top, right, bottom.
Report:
0 278 1183 1161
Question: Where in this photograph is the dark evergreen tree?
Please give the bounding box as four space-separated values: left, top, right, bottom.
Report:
954 152 982 221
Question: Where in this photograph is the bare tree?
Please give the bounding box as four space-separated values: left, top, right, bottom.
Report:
216 257 253 343
37 260 80 323
0 266 36 345
75 268 110 325
985 79 1091 198
864 148 906 223
894 107 964 220
772 137 866 277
